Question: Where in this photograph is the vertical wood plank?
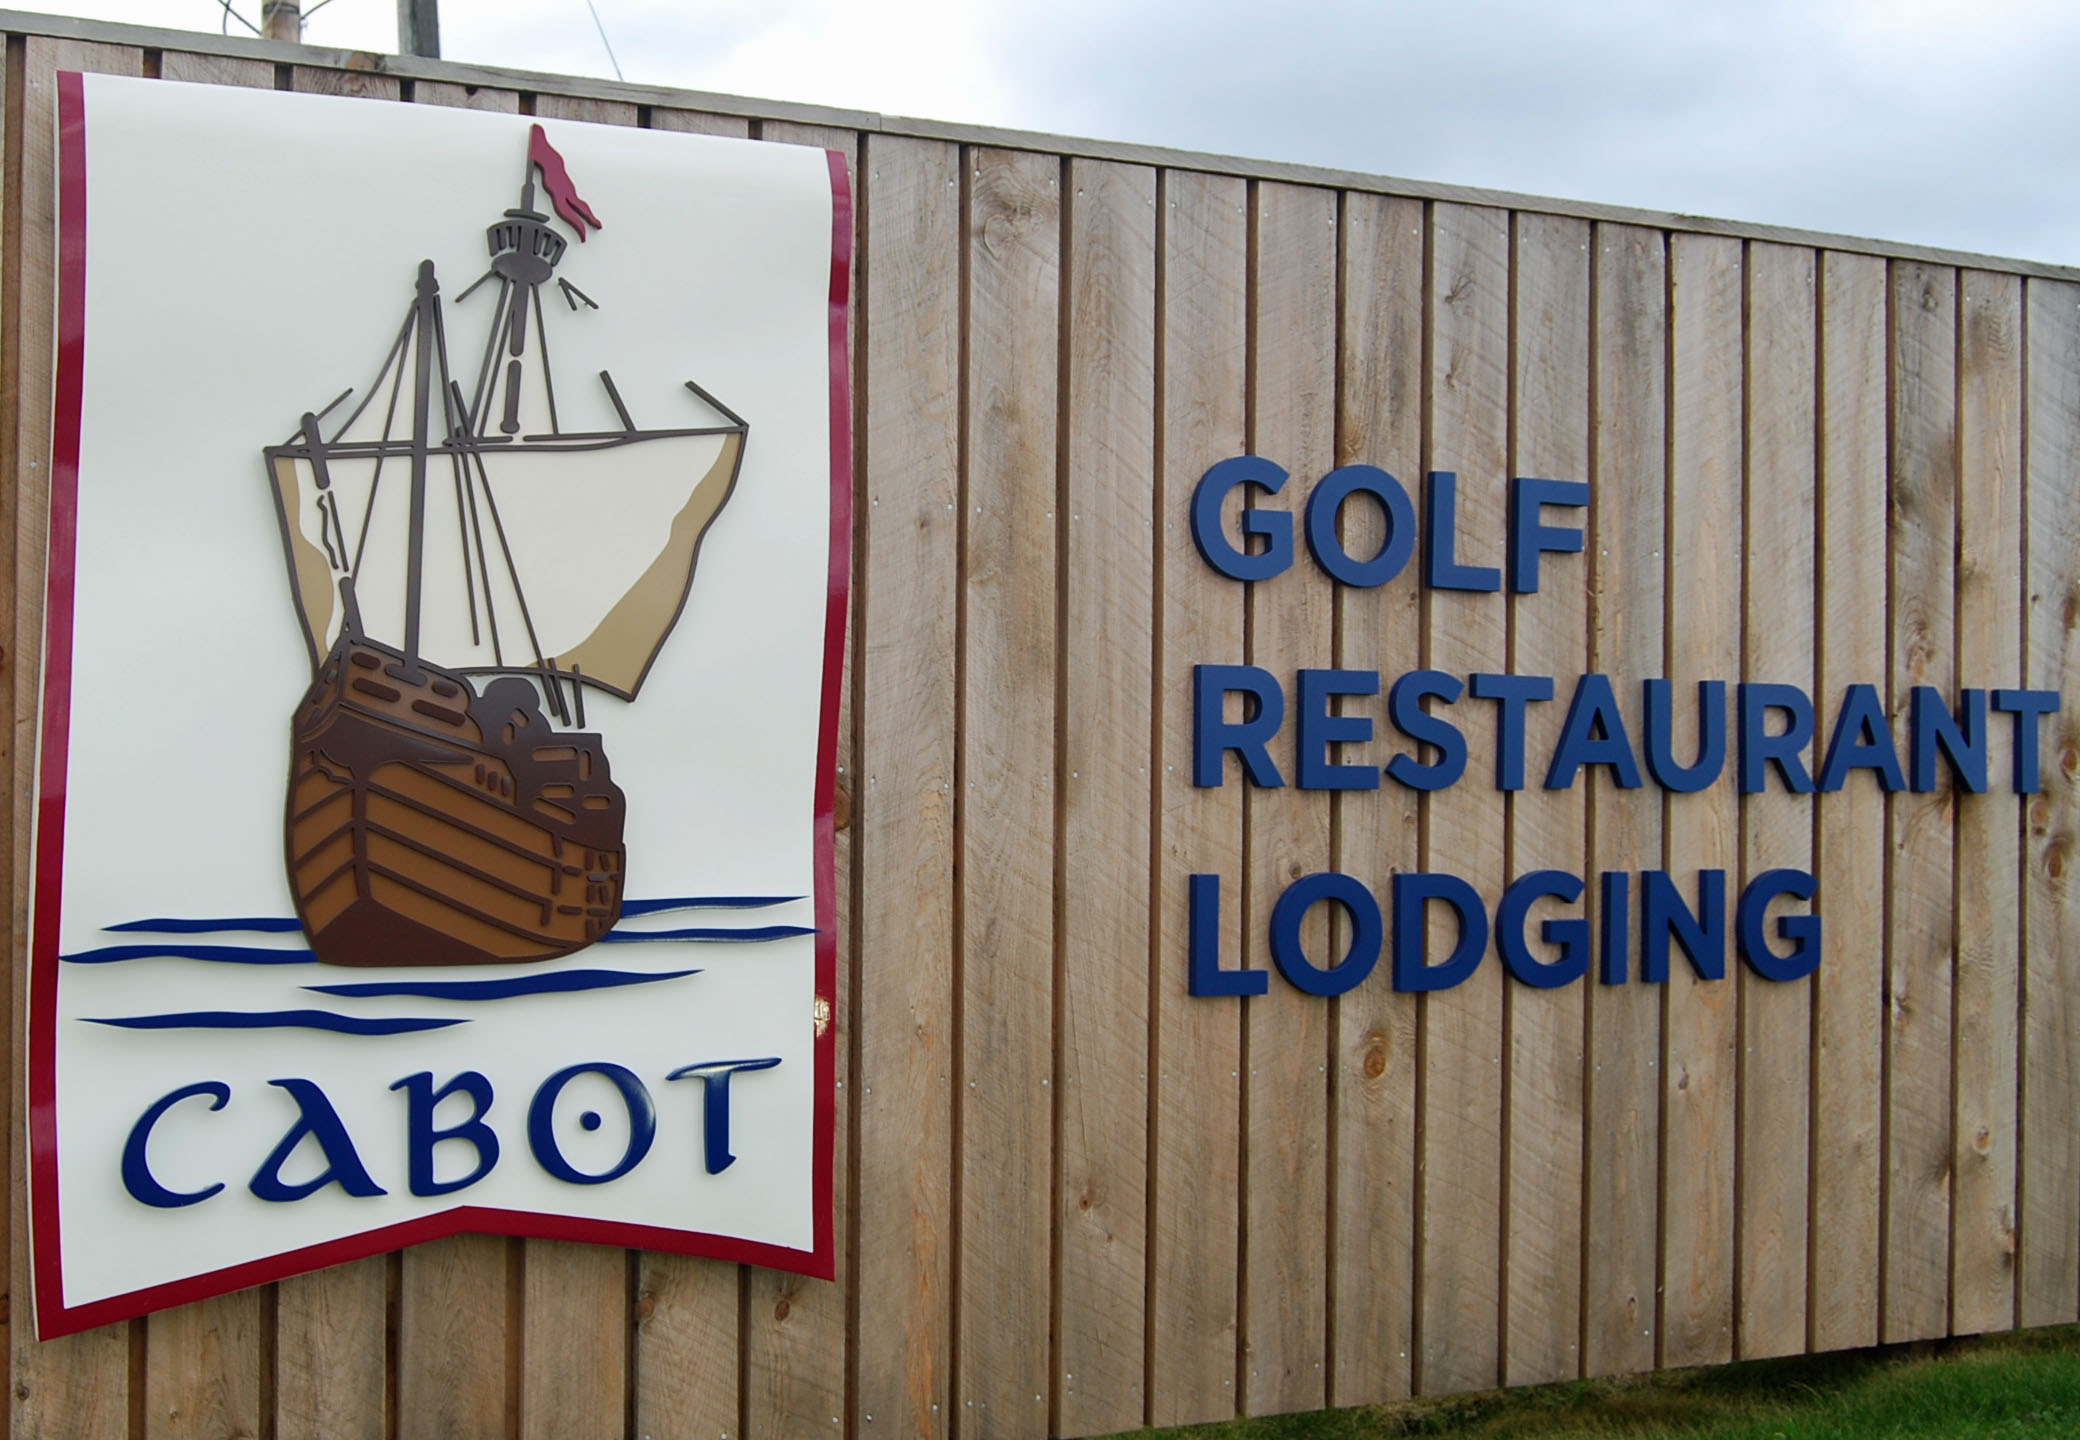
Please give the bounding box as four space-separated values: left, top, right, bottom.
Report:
276 1263 386 1440
145 1299 264 1440
291 66 399 100
517 85 642 1440
1503 211 1590 1388
523 1241 626 1440
1660 231 1741 1371
1240 180 1335 1416
1055 155 1156 1440
636 1255 738 1440
1952 269 2022 1336
1327 190 1422 1408
411 80 519 111
1810 250 1888 1353
252 48 394 1434
1416 200 1509 1397
741 115 855 1440
1737 241 1816 1360
8 43 146 1440
2020 277 2080 1328
1147 168 1247 1429
1580 223 1666 1379
397 1234 510 1440
653 108 752 137
957 144 1059 1440
158 51 273 85
532 93 638 126
300 43 504 1440
1883 260 1957 1344
851 131 959 1440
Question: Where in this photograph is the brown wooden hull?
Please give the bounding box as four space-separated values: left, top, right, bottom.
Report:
286 636 626 966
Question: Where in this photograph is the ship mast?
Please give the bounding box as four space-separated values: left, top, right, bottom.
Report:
399 150 561 686
397 258 439 682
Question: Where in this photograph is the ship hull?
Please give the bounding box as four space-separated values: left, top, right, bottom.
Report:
286 635 625 967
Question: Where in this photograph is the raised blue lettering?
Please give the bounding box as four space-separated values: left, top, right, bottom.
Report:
1191 456 1292 581
1470 672 1555 791
1739 682 1816 794
1193 664 1285 788
1498 869 1589 988
1423 472 1501 592
1187 873 1267 998
122 1080 229 1209
1507 477 1589 594
1546 673 1642 789
1304 464 1416 587
1269 872 1382 997
1816 683 1904 791
391 1070 500 1197
1385 670 1467 791
666 1058 782 1175
528 1063 656 1185
1993 688 2061 792
1641 870 1725 983
1737 869 1821 982
1644 678 1726 792
250 1078 387 1202
1296 669 1380 790
1392 872 1488 992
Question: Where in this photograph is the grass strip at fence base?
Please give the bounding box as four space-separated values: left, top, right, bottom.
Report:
1111 1327 2080 1440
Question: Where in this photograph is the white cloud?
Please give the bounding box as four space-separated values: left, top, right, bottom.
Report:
23 0 2080 262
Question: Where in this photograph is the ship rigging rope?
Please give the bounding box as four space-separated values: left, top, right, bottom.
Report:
333 283 568 719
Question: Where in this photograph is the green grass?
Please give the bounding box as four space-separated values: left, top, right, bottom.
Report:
1109 1328 2080 1440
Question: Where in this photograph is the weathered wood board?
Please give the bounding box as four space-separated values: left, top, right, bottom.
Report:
0 15 2075 1437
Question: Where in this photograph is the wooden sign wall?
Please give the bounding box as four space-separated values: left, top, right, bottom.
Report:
1 12 2077 1439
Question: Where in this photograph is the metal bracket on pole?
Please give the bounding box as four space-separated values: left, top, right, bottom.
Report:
260 0 300 42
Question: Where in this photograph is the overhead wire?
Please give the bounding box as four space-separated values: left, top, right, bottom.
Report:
218 0 261 36
580 0 626 82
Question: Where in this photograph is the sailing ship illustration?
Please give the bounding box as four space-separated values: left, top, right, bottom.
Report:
266 125 746 968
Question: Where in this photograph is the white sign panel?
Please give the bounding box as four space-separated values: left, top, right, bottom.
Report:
29 73 848 1337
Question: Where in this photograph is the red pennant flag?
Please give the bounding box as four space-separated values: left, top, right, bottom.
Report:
528 123 604 241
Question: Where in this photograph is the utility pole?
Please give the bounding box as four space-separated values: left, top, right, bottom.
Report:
260 0 299 41
398 0 440 57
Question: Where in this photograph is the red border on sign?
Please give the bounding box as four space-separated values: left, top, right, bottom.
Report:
29 75 851 1340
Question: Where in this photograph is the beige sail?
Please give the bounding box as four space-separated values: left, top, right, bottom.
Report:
556 432 742 694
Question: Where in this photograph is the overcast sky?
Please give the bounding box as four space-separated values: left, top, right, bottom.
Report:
30 0 2080 266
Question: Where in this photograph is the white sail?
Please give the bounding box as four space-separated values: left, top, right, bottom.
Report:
272 425 741 698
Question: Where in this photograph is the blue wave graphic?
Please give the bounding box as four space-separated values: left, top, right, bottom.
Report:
620 896 803 915
82 1010 463 1034
105 917 303 934
598 925 813 944
73 902 807 965
305 967 700 1001
62 944 313 966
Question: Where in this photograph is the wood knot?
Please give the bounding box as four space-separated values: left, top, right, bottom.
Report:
1362 1034 1389 1080
634 1291 658 1324
774 1298 791 1323
833 782 852 832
